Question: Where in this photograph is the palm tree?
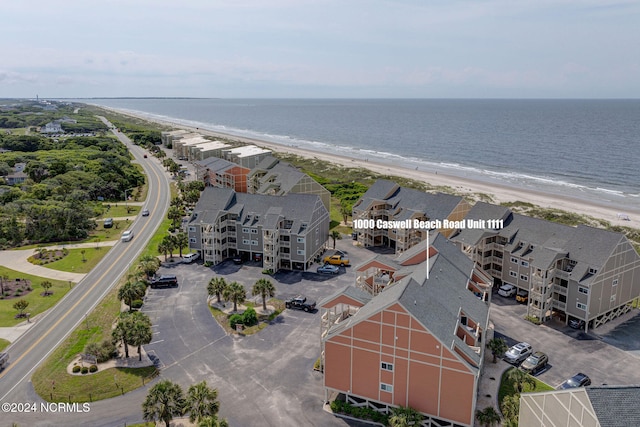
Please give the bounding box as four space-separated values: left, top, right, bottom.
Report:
487 337 508 363
252 278 276 311
207 277 227 304
117 281 146 311
501 394 521 423
138 254 161 280
388 405 424 427
475 406 501 427
158 240 169 262
167 205 183 229
506 367 536 393
112 318 130 358
185 381 220 423
142 379 186 427
222 281 246 312
127 314 153 361
161 234 178 259
329 230 341 249
175 232 189 257
340 202 351 225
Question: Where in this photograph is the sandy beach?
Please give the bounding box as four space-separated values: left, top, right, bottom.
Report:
103 106 640 230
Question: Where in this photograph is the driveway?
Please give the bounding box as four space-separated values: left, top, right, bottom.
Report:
489 293 640 388
138 239 373 426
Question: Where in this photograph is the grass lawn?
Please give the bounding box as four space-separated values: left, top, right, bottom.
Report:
498 367 555 407
38 247 111 274
0 267 72 327
97 204 141 218
0 338 10 351
32 285 158 403
330 196 353 234
209 299 285 335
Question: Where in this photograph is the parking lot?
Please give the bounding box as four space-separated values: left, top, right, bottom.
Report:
142 238 372 427
490 292 640 388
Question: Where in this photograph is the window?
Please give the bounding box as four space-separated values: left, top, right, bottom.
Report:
521 260 529 267
613 278 619 286
242 239 250 245
189 238 197 243
297 237 304 243
251 229 258 234
381 362 393 371
578 286 589 295
380 383 393 392
297 249 305 255
576 302 587 310
510 257 518 264
610 295 616 302
251 240 258 246
510 271 517 278
242 228 250 233
188 226 196 232
520 274 528 281
589 268 598 275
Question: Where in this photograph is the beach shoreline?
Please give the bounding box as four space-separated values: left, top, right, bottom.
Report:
99 106 640 230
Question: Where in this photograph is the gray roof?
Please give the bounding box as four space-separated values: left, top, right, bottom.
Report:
326 233 489 370
195 157 239 173
355 179 465 222
319 285 373 308
254 162 306 194
190 187 323 234
586 386 640 427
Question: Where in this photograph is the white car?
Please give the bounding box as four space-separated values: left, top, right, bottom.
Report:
498 283 517 298
182 252 200 263
121 230 134 242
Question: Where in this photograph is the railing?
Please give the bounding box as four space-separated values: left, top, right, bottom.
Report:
553 285 568 296
553 300 566 311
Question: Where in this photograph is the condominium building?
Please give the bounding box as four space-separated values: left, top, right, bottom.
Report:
450 202 640 331
189 141 231 162
352 180 471 252
194 157 250 193
320 233 492 426
248 156 331 211
188 187 330 272
160 129 190 146
222 145 272 169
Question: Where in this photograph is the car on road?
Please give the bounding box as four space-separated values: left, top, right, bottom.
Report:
504 342 533 365
0 352 8 370
182 252 200 263
569 318 586 329
516 289 529 303
323 254 350 266
141 209 150 216
317 264 340 274
520 351 549 375
143 154 148 158
498 283 517 298
558 373 591 389
121 230 134 242
150 275 178 289
285 296 316 312
103 218 113 228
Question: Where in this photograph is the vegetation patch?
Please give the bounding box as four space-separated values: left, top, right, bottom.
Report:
209 299 285 336
498 367 554 407
0 337 10 351
34 247 109 274
330 399 389 424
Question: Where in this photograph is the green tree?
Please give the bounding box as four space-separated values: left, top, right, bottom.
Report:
487 337 508 363
138 254 161 280
198 416 229 427
0 274 7 296
13 299 29 318
340 201 351 225
127 313 153 361
222 281 246 312
185 381 220 424
161 234 178 259
167 205 183 229
158 240 170 262
112 317 130 358
330 230 342 249
207 277 227 304
388 405 424 427
117 281 146 311
501 394 521 423
475 406 501 427
142 379 186 427
506 367 536 394
252 278 276 311
40 280 53 296
175 232 189 257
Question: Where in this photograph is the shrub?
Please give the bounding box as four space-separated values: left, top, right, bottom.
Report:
131 299 144 309
72 365 81 373
81 367 89 374
89 365 98 373
229 314 243 329
85 340 117 363
204 261 213 267
242 307 258 326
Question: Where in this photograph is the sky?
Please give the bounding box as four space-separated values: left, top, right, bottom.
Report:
1 0 639 98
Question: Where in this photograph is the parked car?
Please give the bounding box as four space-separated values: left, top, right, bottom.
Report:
317 264 340 274
121 230 134 242
285 296 316 312
182 252 200 263
504 342 533 365
232 255 243 265
558 373 591 389
520 351 549 375
569 318 586 329
498 283 517 298
150 275 178 289
323 254 350 266
103 218 113 228
141 209 150 217
516 289 529 303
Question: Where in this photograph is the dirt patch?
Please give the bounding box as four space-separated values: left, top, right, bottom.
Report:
0 278 33 301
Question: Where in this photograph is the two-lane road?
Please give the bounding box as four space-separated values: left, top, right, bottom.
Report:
0 119 172 425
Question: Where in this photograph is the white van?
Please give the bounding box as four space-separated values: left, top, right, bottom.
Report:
121 230 134 242
183 252 200 263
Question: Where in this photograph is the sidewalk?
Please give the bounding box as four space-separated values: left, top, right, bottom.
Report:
476 349 509 422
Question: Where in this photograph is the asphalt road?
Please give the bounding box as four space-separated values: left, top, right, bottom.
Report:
0 119 172 426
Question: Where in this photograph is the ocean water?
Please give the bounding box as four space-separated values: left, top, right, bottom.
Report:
83 98 640 211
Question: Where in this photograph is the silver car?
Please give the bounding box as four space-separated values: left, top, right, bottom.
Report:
504 342 533 365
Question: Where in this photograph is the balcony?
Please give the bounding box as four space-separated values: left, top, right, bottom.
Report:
553 300 566 311
553 284 568 296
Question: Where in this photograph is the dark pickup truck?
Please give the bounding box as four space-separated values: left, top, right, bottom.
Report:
149 275 178 289
285 296 316 312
